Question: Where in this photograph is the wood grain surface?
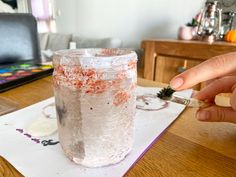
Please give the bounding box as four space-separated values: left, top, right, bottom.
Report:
0 77 236 177
142 39 236 90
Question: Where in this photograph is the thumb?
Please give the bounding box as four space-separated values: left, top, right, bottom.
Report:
196 105 236 123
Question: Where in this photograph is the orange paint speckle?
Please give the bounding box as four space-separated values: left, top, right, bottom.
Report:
128 59 137 69
86 80 110 94
113 91 131 106
53 64 136 96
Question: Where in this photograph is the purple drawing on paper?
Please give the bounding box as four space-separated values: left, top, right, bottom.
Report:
15 128 59 146
24 133 32 138
31 138 40 144
16 128 23 133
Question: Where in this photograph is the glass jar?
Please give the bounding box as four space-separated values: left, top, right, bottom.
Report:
53 48 137 167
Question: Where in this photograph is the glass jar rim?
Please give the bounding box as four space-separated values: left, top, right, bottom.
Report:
53 48 137 69
53 48 136 59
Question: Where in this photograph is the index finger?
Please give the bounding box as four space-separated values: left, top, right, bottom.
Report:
170 52 236 90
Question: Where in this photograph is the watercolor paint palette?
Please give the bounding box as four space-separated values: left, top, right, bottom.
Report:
0 62 53 92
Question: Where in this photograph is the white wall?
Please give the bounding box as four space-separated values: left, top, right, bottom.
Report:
55 0 205 48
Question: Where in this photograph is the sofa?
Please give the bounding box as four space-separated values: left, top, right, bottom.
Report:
38 33 123 62
38 33 143 70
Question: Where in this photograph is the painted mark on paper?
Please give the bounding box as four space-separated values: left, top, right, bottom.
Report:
136 94 168 111
15 128 59 146
41 139 60 146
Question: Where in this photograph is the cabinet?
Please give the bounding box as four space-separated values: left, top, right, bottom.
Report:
141 39 236 90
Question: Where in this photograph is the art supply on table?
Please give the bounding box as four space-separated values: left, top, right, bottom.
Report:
0 62 53 92
26 103 57 137
157 86 210 108
53 48 137 167
26 117 57 137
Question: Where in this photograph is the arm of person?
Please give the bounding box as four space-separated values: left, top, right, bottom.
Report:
169 52 236 123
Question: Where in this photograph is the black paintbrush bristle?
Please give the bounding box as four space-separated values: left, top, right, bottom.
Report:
157 86 175 100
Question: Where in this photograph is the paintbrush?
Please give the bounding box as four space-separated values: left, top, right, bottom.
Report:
157 86 209 108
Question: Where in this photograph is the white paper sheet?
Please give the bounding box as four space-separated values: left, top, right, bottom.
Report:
0 86 192 177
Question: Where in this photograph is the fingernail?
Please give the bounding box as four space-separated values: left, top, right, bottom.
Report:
196 110 210 121
170 77 184 89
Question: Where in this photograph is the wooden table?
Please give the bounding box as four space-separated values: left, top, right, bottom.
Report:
141 39 236 90
1 77 236 177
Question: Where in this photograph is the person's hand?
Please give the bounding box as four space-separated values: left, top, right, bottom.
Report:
169 52 236 123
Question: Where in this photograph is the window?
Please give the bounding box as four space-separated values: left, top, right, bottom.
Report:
31 0 56 33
